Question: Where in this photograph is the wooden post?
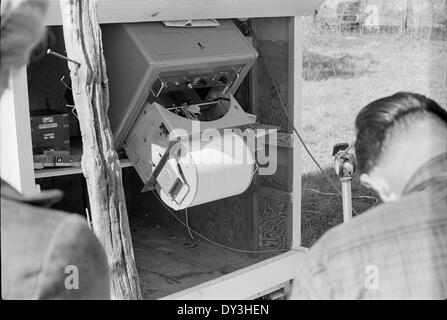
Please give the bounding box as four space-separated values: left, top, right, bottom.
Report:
59 0 142 299
288 16 303 249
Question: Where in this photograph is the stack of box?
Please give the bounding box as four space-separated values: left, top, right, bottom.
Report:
30 109 80 169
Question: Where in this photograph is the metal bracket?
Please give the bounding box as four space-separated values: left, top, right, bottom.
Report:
141 140 179 193
223 67 241 94
150 78 166 97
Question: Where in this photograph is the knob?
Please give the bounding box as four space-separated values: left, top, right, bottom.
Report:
184 80 193 89
218 76 228 84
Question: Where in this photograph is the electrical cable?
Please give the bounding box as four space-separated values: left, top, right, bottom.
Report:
184 207 194 240
247 24 359 216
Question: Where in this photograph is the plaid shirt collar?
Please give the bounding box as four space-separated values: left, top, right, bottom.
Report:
402 153 447 195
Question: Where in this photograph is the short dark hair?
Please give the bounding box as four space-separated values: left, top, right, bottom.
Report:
354 92 447 174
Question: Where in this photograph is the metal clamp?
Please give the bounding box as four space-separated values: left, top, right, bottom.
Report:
332 143 356 223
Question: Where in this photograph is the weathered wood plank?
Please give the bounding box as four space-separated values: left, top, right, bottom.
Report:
251 18 292 251
250 17 303 251
257 191 290 249
257 147 291 191
59 0 142 299
252 39 290 130
46 0 322 25
187 190 255 251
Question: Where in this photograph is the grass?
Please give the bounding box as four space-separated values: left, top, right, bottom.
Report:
303 51 376 81
300 29 446 247
301 168 379 248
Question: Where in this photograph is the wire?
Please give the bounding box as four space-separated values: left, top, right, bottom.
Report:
248 24 360 216
184 208 194 240
252 162 259 176
152 191 295 254
65 104 79 120
304 188 378 201
60 75 72 90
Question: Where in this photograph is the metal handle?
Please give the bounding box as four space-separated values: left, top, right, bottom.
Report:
150 78 166 97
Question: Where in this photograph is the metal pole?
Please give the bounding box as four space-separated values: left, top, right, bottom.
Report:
341 177 352 223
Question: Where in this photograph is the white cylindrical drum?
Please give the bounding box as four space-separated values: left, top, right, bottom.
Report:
159 131 255 210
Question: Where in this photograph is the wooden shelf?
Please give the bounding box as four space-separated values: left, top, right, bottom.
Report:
45 0 320 26
34 158 132 179
33 137 132 179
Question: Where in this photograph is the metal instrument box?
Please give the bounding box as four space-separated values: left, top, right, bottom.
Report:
102 20 259 209
102 20 258 147
30 109 70 153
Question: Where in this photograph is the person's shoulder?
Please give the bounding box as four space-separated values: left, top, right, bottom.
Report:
1 197 76 257
48 212 98 254
1 198 91 299
2 198 99 242
311 192 443 259
36 211 110 299
2 196 63 222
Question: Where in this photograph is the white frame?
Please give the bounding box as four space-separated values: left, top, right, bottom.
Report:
0 66 36 195
161 249 308 300
1 0 322 299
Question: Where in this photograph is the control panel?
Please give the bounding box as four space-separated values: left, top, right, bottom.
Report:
150 65 244 96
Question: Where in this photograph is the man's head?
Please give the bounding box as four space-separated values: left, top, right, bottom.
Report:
355 92 447 202
0 0 48 96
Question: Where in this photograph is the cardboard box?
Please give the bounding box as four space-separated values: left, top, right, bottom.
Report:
30 109 70 152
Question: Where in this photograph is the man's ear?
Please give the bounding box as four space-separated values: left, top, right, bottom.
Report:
360 173 397 202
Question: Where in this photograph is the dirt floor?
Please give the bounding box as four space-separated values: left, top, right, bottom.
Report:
130 220 265 299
